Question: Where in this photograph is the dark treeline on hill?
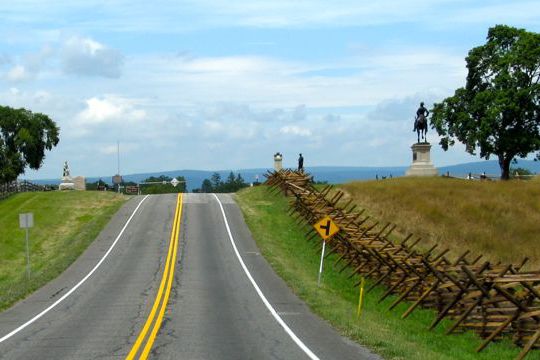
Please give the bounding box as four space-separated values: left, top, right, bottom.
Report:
86 179 110 191
140 175 186 194
87 175 187 194
193 171 250 193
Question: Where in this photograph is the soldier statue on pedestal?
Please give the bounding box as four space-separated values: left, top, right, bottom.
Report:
413 102 429 143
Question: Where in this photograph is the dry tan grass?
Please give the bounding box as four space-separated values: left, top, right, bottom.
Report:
339 176 540 268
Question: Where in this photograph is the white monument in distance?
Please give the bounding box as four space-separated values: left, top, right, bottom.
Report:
59 161 75 190
59 161 86 190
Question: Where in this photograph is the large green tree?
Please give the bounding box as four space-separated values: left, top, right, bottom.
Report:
431 25 540 179
0 106 60 183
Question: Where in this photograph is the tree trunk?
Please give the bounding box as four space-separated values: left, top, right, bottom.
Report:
498 155 512 180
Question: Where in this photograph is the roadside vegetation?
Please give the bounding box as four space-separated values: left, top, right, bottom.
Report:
236 184 529 359
340 176 540 268
0 191 126 311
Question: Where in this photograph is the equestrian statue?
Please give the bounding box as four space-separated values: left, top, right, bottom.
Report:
413 102 429 143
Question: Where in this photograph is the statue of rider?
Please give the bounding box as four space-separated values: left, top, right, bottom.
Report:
413 102 429 132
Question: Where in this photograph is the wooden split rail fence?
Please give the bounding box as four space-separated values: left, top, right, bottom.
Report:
0 180 50 201
265 169 540 359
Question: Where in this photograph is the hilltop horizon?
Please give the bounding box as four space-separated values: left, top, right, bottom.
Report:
26 159 540 191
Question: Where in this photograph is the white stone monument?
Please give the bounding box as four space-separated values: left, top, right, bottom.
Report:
274 152 283 171
59 161 75 190
405 143 438 177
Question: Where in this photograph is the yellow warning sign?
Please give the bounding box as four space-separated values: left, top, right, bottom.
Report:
314 216 340 240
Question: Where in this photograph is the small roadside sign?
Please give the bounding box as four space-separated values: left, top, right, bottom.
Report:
19 213 34 279
125 186 139 194
19 213 34 229
171 178 179 187
314 215 340 286
314 216 339 240
112 175 123 184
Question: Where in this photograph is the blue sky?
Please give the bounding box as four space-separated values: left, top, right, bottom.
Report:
1 0 539 179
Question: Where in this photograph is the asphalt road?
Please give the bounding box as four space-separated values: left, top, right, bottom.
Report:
0 193 380 360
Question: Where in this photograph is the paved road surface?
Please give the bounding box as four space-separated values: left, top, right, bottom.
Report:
0 193 380 360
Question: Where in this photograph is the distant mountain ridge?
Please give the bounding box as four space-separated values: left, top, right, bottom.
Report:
28 160 539 191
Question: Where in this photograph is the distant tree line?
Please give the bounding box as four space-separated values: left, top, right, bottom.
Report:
194 172 248 193
86 179 110 191
139 175 186 194
87 175 187 194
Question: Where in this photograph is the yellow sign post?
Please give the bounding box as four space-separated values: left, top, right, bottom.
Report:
357 277 365 317
313 216 340 286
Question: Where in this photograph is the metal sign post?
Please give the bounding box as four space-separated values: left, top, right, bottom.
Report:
317 240 326 286
19 213 34 279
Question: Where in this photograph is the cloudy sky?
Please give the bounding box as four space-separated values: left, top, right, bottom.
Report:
1 1 539 179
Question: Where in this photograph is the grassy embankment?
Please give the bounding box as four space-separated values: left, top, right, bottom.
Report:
340 176 540 268
0 191 127 311
236 178 540 359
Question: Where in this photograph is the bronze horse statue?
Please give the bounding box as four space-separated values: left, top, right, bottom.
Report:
414 114 428 143
414 102 429 143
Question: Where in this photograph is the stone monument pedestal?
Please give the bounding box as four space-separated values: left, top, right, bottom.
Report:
59 176 75 190
405 142 438 177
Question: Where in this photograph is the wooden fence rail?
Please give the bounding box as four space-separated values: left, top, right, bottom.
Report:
0 180 51 201
265 169 540 360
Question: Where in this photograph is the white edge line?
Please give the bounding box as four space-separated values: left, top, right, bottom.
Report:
212 193 320 360
0 195 150 344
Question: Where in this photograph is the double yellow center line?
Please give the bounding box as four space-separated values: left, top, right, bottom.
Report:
126 193 183 360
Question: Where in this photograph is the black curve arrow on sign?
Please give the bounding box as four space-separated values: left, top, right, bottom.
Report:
319 220 331 236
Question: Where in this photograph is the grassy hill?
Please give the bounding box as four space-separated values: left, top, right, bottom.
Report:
235 178 540 359
0 191 127 311
339 176 540 268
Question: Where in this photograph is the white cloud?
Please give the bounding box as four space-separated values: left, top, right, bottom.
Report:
280 125 312 137
6 64 30 81
76 96 146 126
3 45 55 82
123 48 464 110
61 36 124 78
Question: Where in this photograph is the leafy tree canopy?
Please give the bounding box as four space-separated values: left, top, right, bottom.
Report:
0 105 60 183
431 25 540 179
199 171 248 193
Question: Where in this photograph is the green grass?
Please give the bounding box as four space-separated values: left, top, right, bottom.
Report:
339 177 540 268
236 186 532 360
0 191 127 311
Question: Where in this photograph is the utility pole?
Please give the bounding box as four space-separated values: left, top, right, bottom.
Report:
117 140 120 193
117 140 120 176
